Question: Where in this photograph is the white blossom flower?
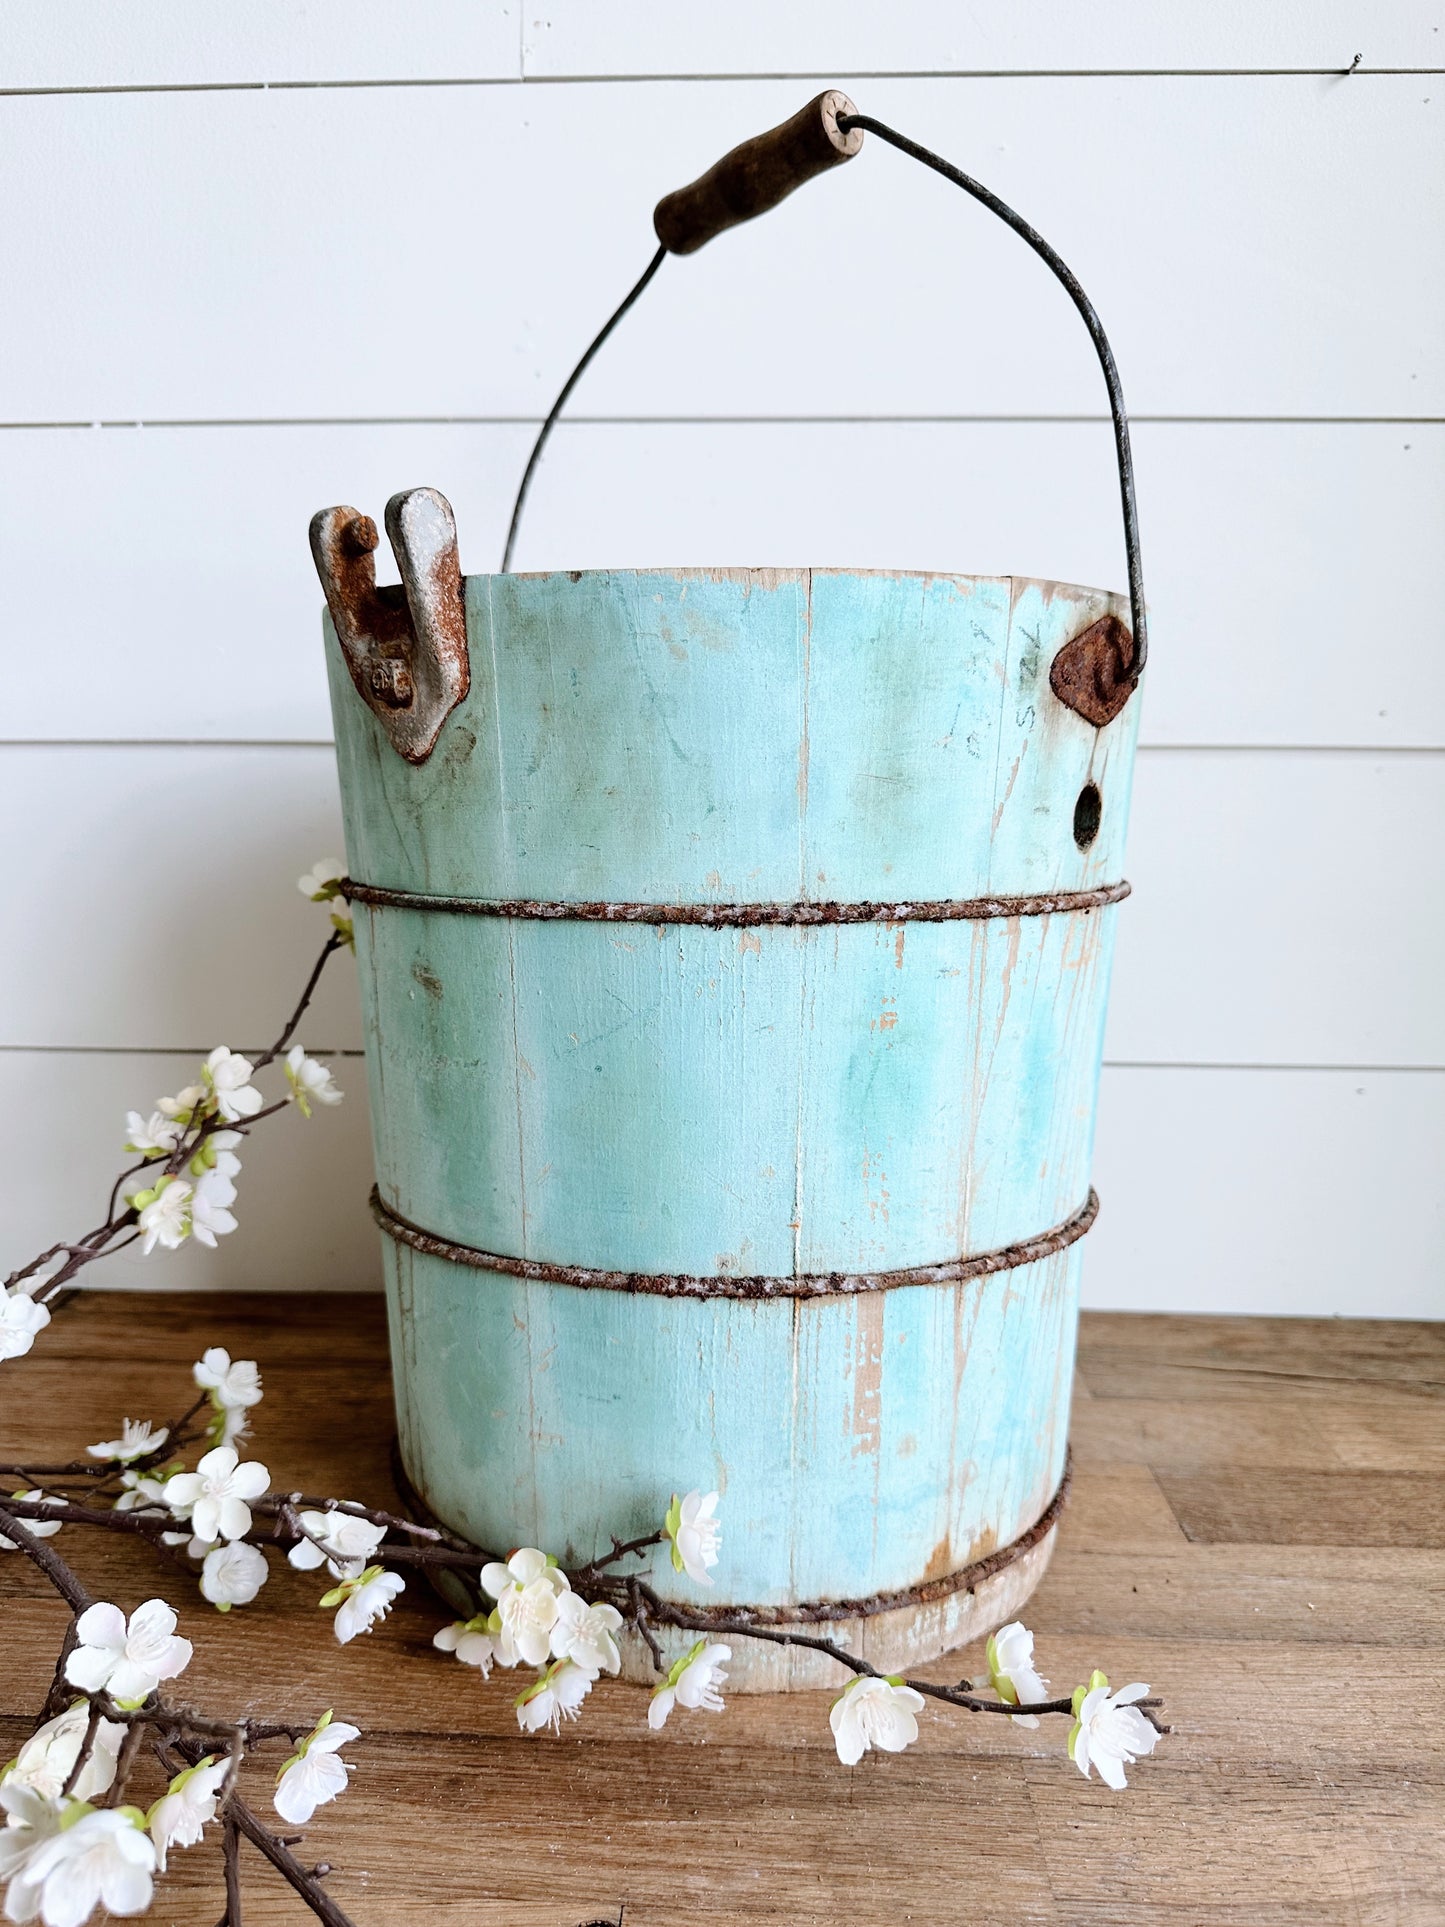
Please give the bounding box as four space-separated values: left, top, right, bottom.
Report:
15 1803 156 1925
975 1620 1050 1728
432 1616 495 1675
0 1285 51 1362
480 1548 570 1668
284 1046 343 1118
113 1472 168 1518
146 1756 228 1872
1 1704 125 1804
122 1110 184 1158
664 1488 721 1587
188 1169 238 1248
162 1446 269 1545
162 1533 212 1564
86 1420 168 1465
298 859 344 902
193 1347 262 1447
64 1598 192 1708
549 1593 623 1679
286 1509 386 1580
130 1176 192 1255
202 1047 263 1124
1068 1671 1160 1790
0 1491 62 1547
193 1348 262 1411
187 1129 242 1184
514 1658 592 1735
322 1565 405 1644
200 1541 269 1612
829 1675 926 1766
156 1083 205 1123
0 1780 66 1918
272 1713 359 1826
647 1639 731 1730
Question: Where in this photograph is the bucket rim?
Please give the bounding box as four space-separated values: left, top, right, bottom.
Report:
470 564 1126 603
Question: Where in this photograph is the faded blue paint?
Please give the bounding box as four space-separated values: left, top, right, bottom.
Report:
324 566 1141 1617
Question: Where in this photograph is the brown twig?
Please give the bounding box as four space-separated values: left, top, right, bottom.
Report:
223 1812 243 1925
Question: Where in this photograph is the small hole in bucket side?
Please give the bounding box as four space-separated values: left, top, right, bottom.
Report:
1073 782 1102 850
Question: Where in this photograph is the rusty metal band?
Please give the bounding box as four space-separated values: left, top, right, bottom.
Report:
370 1185 1098 1300
342 877 1130 926
391 1439 1071 1625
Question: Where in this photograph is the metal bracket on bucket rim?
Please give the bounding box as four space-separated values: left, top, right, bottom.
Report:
309 487 470 766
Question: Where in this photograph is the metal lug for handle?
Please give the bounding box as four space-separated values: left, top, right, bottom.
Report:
308 487 470 764
1049 613 1137 728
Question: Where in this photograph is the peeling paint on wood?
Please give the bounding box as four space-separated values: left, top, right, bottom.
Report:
324 561 1142 1686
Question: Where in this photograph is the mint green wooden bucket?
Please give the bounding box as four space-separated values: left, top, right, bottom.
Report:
311 95 1149 1687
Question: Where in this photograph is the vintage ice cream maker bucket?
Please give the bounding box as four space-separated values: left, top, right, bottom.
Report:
311 95 1148 1687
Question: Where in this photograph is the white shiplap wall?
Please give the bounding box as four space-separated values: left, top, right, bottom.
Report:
3 4 1441 1316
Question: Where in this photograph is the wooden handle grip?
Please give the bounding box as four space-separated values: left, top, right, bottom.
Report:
653 90 863 256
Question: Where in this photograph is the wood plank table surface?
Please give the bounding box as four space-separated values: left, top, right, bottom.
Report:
3 1294 1442 1925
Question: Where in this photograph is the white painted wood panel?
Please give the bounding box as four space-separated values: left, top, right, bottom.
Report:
4 745 1441 1068
3 4 519 90
1089 1066 1445 1318
2 1049 380 1294
0 746 359 1052
9 2 1436 90
1110 750 1445 1071
1 78 1438 421
526 4 1445 78
6 1054 1438 1316
4 420 1438 749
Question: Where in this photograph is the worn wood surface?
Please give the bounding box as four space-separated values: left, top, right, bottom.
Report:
331 565 1134 1646
3 1293 1442 1924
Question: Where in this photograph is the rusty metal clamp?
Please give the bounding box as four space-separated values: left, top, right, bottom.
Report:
309 486 470 765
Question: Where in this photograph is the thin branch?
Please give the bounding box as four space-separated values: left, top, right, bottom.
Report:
252 932 344 1072
222 1813 243 1926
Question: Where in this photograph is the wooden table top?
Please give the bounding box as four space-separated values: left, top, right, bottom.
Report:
4 1294 1442 1925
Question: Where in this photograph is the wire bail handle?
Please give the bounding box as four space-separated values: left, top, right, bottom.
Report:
504 91 1146 730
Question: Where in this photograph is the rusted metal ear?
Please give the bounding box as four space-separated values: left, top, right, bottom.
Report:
1048 613 1138 729
309 486 470 765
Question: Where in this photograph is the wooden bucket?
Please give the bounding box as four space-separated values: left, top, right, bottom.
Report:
310 96 1149 1687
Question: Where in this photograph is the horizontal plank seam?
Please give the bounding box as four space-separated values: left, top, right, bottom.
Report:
1 70 1439 101
6 1047 1444 1074
1 415 1442 431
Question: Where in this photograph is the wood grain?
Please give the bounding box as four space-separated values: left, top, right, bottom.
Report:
2 1294 1442 1923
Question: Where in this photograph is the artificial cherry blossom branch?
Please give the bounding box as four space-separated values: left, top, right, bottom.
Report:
0 1503 361 1927
1 867 354 1371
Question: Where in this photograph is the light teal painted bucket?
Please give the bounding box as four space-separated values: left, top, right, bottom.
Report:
310 95 1150 1686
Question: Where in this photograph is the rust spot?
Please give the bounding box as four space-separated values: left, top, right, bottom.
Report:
1049 612 1138 728
965 1523 998 1565
923 1534 954 1581
893 925 906 970
411 961 444 1000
